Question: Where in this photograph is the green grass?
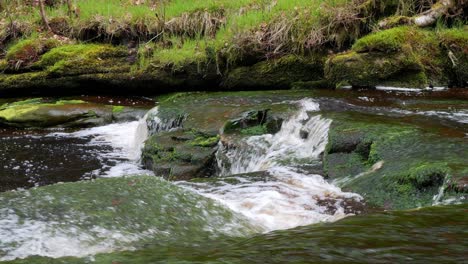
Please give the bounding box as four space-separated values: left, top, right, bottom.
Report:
1 0 465 80
151 38 210 68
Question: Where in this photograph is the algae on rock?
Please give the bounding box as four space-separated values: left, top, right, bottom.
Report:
325 26 455 88
323 112 468 209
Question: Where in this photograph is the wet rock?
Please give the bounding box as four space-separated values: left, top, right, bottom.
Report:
0 98 113 128
111 106 147 122
317 197 367 215
325 26 451 88
223 109 284 135
221 55 324 90
299 129 309 139
142 130 219 181
322 112 468 210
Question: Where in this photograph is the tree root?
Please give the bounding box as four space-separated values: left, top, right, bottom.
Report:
378 0 464 28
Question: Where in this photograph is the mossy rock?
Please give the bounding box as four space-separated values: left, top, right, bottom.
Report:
0 59 7 71
326 26 447 88
142 130 219 181
5 36 61 71
222 55 324 90
143 91 306 180
0 98 114 127
323 112 468 209
111 105 148 122
36 44 130 76
0 43 138 93
222 109 283 135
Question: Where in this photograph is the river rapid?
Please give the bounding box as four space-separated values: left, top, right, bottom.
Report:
0 90 467 263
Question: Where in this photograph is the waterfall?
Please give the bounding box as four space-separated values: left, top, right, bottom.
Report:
182 99 362 232
131 106 160 161
217 99 332 175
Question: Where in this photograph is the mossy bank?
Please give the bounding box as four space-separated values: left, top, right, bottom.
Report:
0 0 466 95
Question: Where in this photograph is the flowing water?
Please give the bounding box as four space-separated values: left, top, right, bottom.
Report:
181 99 361 231
0 93 467 263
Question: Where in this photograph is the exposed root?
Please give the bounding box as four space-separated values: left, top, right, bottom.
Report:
379 0 464 28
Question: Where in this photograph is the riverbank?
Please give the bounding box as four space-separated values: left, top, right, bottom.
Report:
0 0 466 96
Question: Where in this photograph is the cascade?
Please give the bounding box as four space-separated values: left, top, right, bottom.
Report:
217 99 332 175
182 99 362 232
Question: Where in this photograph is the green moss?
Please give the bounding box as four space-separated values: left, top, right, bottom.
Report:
0 98 43 110
0 59 7 71
112 105 125 113
36 44 129 76
403 163 449 190
436 27 468 86
352 26 414 53
55 99 86 105
323 112 467 209
6 36 61 69
437 28 468 47
240 125 268 136
190 135 220 147
326 27 447 88
222 55 324 89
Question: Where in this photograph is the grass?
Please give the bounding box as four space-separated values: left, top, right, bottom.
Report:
0 0 465 83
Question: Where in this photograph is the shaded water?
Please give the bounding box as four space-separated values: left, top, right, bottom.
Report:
0 92 467 262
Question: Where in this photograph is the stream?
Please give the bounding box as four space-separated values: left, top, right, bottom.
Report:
0 90 467 263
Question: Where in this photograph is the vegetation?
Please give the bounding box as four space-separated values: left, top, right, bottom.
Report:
0 0 466 92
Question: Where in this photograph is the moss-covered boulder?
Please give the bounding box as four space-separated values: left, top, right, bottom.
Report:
0 98 147 128
222 109 284 135
142 130 219 180
0 43 133 94
325 26 451 88
5 36 61 71
0 98 113 127
323 112 468 210
222 55 324 90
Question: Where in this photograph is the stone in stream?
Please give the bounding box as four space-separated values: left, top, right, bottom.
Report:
0 98 148 128
323 111 468 210
141 129 219 180
0 176 259 261
142 92 300 181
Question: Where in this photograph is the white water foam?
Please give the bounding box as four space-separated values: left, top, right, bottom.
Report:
386 108 468 124
183 99 362 232
180 166 361 232
217 99 330 175
375 86 447 92
48 107 160 177
0 209 144 261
